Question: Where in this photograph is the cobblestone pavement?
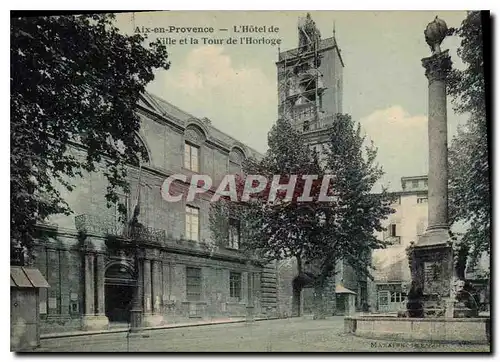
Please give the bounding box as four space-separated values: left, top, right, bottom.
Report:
35 317 490 353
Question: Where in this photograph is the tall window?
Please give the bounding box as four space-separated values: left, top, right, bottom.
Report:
229 272 242 300
389 224 397 237
184 142 199 172
228 218 240 249
186 267 202 301
229 148 245 175
185 206 199 241
303 120 310 131
115 193 130 234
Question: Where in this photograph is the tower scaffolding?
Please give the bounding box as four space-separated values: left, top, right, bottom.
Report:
278 15 327 132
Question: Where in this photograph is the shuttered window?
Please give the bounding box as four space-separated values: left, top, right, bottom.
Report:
186 267 202 301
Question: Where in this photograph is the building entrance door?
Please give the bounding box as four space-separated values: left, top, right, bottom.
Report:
104 263 136 323
378 291 390 313
105 284 134 322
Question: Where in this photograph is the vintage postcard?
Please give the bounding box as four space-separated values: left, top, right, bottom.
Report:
10 10 490 353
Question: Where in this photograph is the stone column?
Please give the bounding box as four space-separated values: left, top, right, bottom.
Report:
130 255 143 332
81 251 109 331
151 259 162 313
83 253 95 316
246 269 255 322
142 258 165 327
143 259 152 314
419 50 452 245
95 253 106 316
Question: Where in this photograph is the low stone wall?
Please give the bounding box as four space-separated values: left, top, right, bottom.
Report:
344 316 490 344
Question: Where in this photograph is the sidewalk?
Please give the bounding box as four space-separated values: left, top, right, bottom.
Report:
40 316 277 340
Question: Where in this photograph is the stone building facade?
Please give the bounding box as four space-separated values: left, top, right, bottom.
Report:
31 92 278 333
369 175 430 313
369 175 490 314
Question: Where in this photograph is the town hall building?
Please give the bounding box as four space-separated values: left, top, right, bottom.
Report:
29 92 278 333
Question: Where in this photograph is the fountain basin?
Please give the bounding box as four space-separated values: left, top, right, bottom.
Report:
344 316 490 344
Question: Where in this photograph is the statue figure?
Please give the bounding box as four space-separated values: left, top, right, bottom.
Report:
424 16 448 55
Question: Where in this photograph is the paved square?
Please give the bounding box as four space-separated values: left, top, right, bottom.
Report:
36 317 490 352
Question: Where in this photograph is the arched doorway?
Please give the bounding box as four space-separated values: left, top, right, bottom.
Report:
105 262 136 323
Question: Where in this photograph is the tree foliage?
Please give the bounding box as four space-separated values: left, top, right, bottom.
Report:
11 14 170 254
209 115 394 283
447 11 490 262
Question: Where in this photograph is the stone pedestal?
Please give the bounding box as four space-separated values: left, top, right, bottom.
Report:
407 242 453 316
81 315 109 331
246 306 255 322
142 313 164 327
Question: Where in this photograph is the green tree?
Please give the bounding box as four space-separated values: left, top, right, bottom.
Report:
447 11 490 264
305 114 394 318
210 117 325 316
209 116 394 318
11 14 170 260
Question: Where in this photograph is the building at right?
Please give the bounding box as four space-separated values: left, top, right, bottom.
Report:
369 175 490 314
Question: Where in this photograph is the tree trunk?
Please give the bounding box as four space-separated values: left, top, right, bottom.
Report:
292 284 302 317
313 283 327 319
292 255 303 317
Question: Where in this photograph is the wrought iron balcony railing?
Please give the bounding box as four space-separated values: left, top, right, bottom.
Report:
384 236 401 246
74 214 166 244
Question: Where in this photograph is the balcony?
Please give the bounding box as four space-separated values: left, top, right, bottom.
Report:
384 236 401 246
74 214 166 244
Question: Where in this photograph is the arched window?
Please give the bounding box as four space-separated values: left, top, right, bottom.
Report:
184 125 206 172
229 147 245 175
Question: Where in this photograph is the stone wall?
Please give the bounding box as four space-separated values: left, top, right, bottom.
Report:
30 92 275 333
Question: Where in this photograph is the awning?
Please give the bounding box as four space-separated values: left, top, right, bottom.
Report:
11 266 50 288
336 284 357 294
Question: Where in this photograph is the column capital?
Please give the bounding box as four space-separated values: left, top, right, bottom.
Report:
422 50 452 82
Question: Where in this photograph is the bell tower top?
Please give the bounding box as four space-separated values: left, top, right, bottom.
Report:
277 13 345 135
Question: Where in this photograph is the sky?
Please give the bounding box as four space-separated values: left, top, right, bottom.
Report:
115 10 469 191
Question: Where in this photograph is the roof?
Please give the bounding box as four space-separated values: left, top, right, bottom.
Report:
143 92 263 158
335 284 357 294
11 266 50 288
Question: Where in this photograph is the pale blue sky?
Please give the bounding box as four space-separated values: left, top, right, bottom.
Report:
115 11 469 191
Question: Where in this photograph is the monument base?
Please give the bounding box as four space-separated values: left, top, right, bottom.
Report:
406 230 454 317
416 228 450 247
142 313 164 327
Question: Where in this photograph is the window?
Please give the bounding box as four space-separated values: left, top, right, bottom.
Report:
390 292 406 303
229 272 242 300
228 218 240 249
185 206 199 241
378 291 389 306
389 224 397 237
229 148 245 175
424 179 428 187
184 142 199 172
412 180 419 188
417 197 428 204
186 267 202 301
303 120 310 131
115 193 130 233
